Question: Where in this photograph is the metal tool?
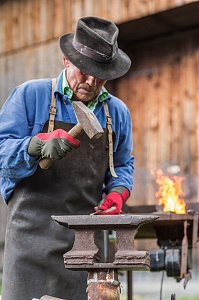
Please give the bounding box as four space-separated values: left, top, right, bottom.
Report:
32 296 65 299
90 209 103 215
40 296 65 300
90 208 124 215
39 101 104 169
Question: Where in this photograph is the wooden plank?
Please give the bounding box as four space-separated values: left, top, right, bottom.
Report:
132 74 148 205
110 0 122 23
128 74 139 165
149 74 159 169
0 56 6 106
64 0 72 32
101 0 109 20
0 2 6 54
185 38 197 175
181 39 198 177
4 1 13 52
128 0 141 19
1 55 13 102
129 0 154 18
53 0 65 37
158 62 171 164
92 0 102 18
33 0 42 43
121 0 129 21
175 0 184 6
170 48 181 165
129 72 147 168
49 40 63 75
39 0 48 42
147 0 157 15
10 1 19 50
25 48 33 82
18 0 25 47
139 0 150 17
28 0 35 44
156 0 168 11
20 0 39 47
46 0 54 40
83 0 95 17
145 71 160 205
71 0 83 31
191 41 199 177
178 43 188 174
24 0 34 46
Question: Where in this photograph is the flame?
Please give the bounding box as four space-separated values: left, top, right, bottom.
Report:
151 169 186 214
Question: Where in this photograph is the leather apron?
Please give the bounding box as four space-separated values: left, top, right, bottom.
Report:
2 120 110 300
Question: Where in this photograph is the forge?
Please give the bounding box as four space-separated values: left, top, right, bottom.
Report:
123 202 199 288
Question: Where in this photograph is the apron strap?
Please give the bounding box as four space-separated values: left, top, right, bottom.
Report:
48 78 57 132
104 101 118 178
47 82 117 178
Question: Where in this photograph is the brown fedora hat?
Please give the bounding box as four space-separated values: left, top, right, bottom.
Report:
59 16 131 80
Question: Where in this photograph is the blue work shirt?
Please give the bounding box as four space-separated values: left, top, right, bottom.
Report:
0 70 134 203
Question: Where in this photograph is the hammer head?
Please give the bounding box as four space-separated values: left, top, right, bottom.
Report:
72 101 104 139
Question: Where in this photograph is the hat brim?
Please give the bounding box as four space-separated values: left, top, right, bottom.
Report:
60 33 131 80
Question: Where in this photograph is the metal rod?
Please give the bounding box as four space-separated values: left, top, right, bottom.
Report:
103 230 109 263
160 271 164 300
127 271 133 300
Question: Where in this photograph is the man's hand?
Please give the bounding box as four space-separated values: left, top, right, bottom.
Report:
94 187 130 215
28 129 80 160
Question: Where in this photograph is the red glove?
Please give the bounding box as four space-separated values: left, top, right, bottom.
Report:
36 129 80 146
94 187 130 215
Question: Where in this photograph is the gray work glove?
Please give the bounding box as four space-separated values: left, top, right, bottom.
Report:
28 129 80 160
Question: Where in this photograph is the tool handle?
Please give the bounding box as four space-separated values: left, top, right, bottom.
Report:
39 123 83 170
68 122 84 138
41 296 65 300
39 157 54 170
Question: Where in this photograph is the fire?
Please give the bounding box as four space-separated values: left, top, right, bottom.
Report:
151 169 186 214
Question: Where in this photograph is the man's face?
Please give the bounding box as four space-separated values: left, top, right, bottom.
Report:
63 57 107 103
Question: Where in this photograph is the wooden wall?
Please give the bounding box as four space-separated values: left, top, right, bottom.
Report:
0 0 198 99
114 30 199 205
0 0 198 55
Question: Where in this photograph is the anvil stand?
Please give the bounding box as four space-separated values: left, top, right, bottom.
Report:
39 214 158 300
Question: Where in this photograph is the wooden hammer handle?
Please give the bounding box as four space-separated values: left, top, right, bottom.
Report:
39 123 83 170
40 296 65 300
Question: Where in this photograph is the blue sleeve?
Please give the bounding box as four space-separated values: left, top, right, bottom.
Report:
0 86 39 180
104 104 134 193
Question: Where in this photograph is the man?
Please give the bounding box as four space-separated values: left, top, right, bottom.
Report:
0 16 134 300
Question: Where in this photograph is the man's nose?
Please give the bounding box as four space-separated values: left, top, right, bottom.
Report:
86 75 97 86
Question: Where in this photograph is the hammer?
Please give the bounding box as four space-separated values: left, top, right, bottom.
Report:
39 101 104 170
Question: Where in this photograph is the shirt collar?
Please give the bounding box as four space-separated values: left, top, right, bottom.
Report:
62 70 108 111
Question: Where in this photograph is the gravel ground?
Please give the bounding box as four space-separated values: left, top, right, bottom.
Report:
119 270 199 300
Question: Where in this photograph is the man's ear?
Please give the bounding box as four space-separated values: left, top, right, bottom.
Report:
62 56 69 68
